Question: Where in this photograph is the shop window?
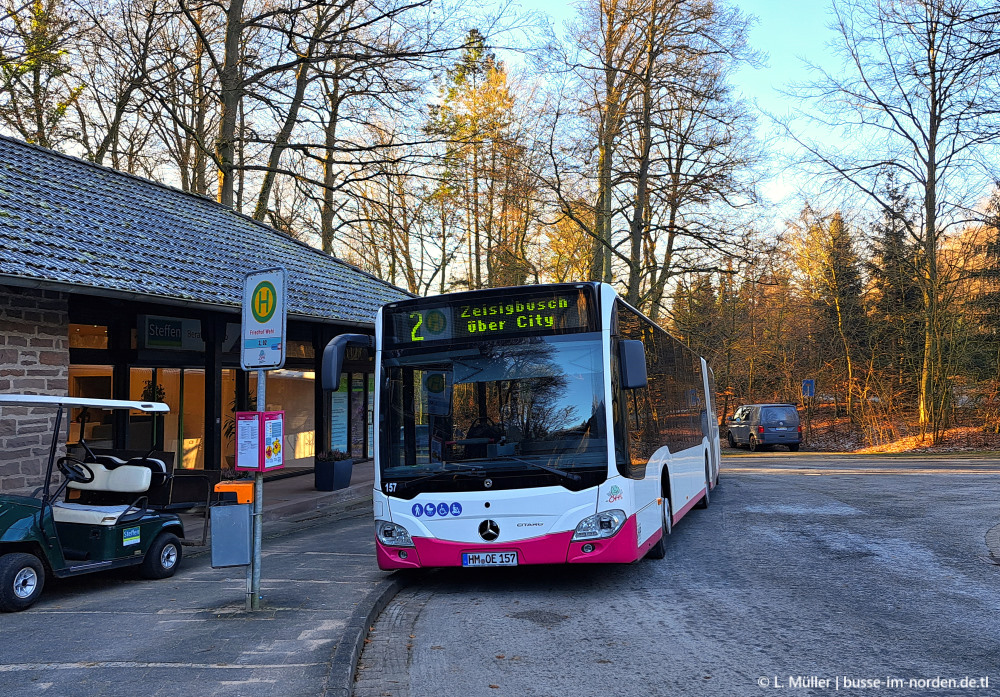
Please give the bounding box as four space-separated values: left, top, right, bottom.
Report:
287 340 315 360
129 368 205 469
351 375 365 459
250 370 316 468
68 324 108 350
222 369 239 474
68 365 114 446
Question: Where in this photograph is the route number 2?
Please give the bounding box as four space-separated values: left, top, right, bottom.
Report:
410 312 424 342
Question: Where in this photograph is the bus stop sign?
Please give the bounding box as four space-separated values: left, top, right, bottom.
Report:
241 268 287 370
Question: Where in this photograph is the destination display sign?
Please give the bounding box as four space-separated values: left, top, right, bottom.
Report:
384 287 594 347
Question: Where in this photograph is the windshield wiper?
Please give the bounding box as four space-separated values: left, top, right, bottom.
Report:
493 455 582 482
393 463 486 491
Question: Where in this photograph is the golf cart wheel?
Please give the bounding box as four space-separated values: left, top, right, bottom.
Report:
0 552 46 612
140 532 182 579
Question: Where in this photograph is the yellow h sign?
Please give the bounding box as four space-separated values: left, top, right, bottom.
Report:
251 281 277 323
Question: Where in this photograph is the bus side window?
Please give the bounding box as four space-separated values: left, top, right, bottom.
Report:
610 340 630 475
614 305 651 479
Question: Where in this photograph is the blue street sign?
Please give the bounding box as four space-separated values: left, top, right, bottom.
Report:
802 379 815 398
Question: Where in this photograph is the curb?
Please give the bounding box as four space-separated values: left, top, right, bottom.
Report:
323 573 411 697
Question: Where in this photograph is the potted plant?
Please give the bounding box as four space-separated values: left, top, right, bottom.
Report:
314 449 353 491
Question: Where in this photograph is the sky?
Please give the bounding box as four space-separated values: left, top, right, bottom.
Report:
516 0 839 113
729 0 838 114
513 0 845 224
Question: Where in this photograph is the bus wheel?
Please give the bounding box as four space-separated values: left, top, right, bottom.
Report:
697 468 711 509
748 435 759 452
647 498 671 560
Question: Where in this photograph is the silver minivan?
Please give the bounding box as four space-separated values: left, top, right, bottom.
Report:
726 403 801 451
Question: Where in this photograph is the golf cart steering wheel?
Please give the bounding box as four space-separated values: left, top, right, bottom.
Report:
57 456 95 484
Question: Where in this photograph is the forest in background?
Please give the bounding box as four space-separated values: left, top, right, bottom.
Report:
3 0 1000 447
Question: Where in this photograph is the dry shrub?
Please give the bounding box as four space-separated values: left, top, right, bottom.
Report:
855 372 910 447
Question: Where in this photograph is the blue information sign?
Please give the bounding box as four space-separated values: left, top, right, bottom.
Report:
802 379 815 398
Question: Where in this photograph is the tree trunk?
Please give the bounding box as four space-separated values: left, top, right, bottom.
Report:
253 33 319 221
215 0 245 209
321 76 341 253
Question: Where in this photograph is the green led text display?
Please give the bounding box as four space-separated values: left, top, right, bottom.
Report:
385 288 593 346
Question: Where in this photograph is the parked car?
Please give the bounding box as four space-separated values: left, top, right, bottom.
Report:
726 403 801 452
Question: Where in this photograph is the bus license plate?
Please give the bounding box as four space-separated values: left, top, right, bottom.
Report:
462 551 518 567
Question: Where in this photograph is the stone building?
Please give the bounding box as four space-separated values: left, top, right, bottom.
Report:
0 135 409 496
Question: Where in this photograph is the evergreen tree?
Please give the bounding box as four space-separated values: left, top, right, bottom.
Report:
968 189 1000 384
670 273 719 357
866 178 923 395
790 207 868 416
425 29 535 290
0 0 84 148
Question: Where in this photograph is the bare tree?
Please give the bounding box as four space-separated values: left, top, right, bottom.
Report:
549 0 759 312
787 0 1000 441
70 0 168 167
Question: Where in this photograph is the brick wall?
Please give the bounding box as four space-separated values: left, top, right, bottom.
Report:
0 286 70 494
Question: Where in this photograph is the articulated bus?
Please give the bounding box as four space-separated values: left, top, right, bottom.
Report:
323 283 720 569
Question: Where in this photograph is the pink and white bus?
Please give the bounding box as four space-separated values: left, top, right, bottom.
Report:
323 283 720 569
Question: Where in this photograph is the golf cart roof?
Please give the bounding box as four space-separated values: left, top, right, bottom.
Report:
0 395 169 413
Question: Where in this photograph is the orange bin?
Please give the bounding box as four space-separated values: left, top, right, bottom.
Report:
214 480 254 504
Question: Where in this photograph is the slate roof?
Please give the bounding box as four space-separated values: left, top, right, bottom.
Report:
0 135 410 324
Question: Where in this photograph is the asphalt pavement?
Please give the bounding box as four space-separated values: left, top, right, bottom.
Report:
0 460 405 697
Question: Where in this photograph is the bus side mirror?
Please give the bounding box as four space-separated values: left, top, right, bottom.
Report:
321 334 374 391
619 340 647 389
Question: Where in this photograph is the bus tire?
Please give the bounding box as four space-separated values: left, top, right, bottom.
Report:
697 465 711 509
647 498 671 560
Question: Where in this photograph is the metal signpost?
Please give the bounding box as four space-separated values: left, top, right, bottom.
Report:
802 379 815 445
241 267 287 610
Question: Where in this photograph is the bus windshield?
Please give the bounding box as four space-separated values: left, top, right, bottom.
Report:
381 334 608 486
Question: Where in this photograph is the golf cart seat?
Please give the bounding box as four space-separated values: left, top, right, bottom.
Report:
67 453 172 506
67 462 151 494
54 463 151 526
51 502 133 526
90 455 170 488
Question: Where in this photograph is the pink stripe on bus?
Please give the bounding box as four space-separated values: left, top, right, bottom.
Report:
672 489 706 525
375 515 650 569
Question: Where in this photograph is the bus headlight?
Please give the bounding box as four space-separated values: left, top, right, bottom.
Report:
572 510 626 541
376 520 415 547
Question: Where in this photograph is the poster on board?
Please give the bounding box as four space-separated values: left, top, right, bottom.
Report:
235 411 285 471
330 375 349 453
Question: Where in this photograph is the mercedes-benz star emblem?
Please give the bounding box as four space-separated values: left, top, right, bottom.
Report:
479 519 500 542
484 478 493 489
